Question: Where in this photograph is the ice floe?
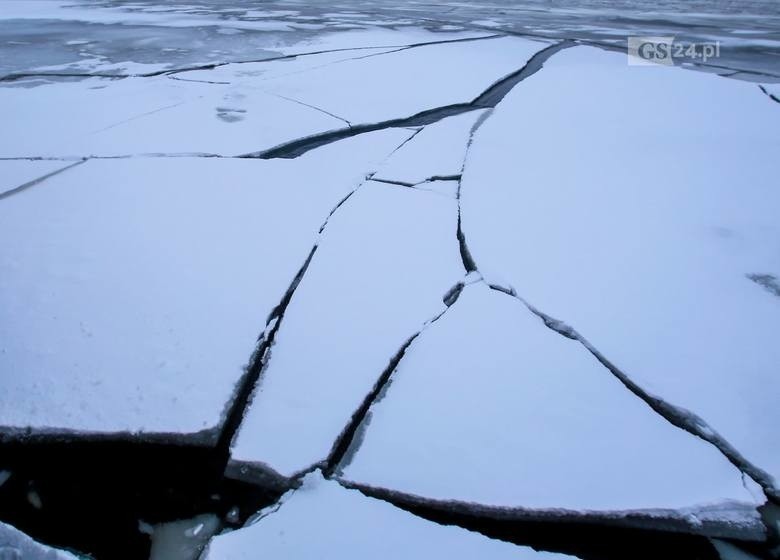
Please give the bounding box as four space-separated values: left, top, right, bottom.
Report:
340 283 764 538
460 46 780 489
0 130 409 439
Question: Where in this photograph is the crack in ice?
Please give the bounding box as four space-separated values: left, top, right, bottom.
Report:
0 159 86 202
239 40 572 160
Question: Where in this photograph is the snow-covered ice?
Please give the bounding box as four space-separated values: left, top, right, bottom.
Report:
229 181 463 478
2 3 779 557
0 75 341 158
260 36 549 124
0 35 547 159
340 283 763 537
373 110 487 184
0 521 80 560
203 470 572 560
0 129 409 439
0 160 77 197
460 45 780 489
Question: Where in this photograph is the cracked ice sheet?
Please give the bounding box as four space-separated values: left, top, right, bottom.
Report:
0 74 341 158
460 46 780 485
414 180 460 199
229 182 463 478
373 110 487 184
0 160 73 196
274 28 494 52
341 284 763 535
0 129 410 439
203 471 570 560
174 47 405 87
261 36 550 124
0 521 79 560
761 83 780 99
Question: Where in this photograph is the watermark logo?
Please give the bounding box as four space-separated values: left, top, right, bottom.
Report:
628 36 721 66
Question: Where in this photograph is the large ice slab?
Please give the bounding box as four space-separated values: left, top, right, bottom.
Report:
341 283 761 534
203 471 570 560
260 36 550 124
0 160 75 197
174 47 405 91
0 34 546 158
229 181 463 478
0 129 410 439
0 521 79 560
460 46 780 487
373 110 487 184
0 75 340 158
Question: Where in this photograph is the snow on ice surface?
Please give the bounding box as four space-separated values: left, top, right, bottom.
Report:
203 471 571 560
174 47 404 89
413 179 460 198
269 27 494 54
460 46 780 486
761 83 780 101
261 36 549 123
229 181 463 477
0 129 410 438
0 33 527 158
0 521 80 560
341 283 760 518
0 160 74 196
374 110 487 184
0 74 340 158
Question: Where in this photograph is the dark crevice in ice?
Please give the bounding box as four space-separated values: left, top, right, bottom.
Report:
224 132 419 488
0 159 86 201
452 98 778 505
487 285 779 502
456 209 478 273
239 40 572 160
0 139 412 558
0 439 283 560
335 479 765 560
442 281 466 307
418 173 462 183
213 246 319 474
0 34 502 84
323 281 465 478
0 72 127 83
321 332 422 478
747 273 780 297
455 170 480 275
758 85 780 104
371 177 416 187
451 97 779 513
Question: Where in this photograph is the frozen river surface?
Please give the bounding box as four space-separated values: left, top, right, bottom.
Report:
2 0 779 78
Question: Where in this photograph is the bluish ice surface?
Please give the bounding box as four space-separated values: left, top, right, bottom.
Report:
1 0 778 79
